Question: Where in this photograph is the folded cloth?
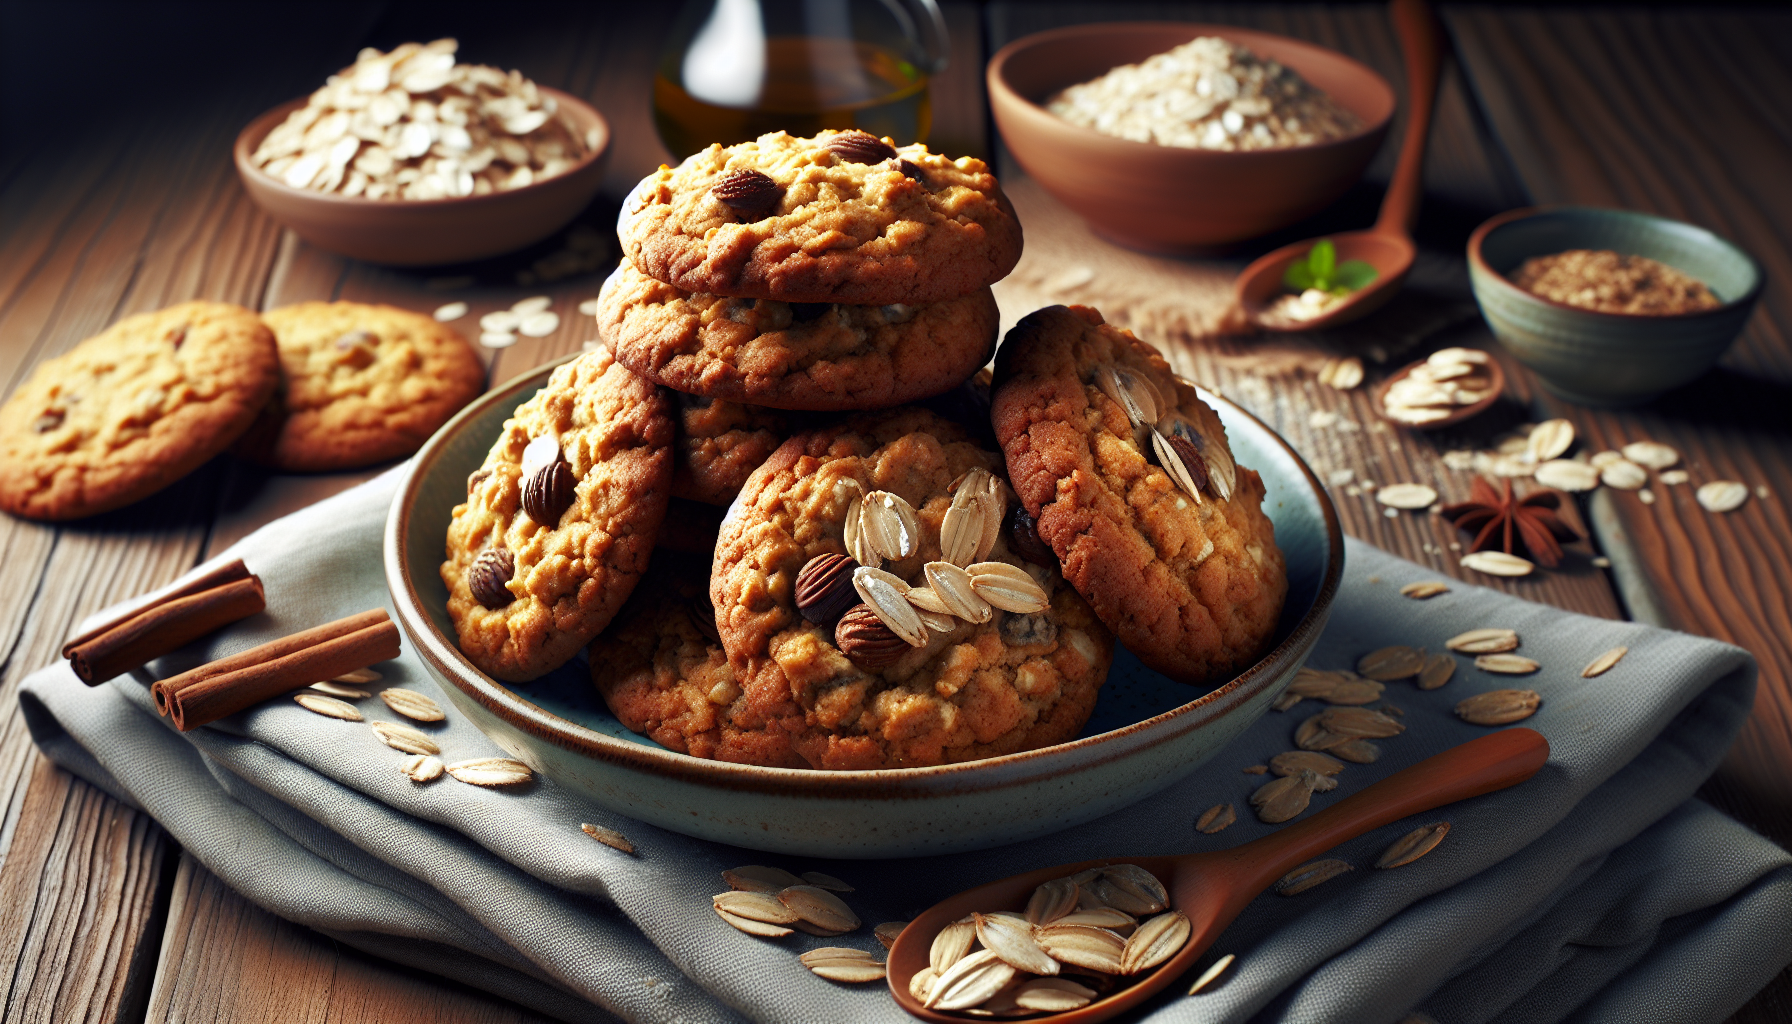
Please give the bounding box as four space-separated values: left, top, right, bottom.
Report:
20 469 1792 1024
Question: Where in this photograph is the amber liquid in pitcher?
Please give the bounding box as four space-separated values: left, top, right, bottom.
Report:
653 37 930 159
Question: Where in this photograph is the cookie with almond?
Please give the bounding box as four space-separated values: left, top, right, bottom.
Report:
991 304 1286 687
441 347 672 681
0 301 278 521
238 301 484 471
709 407 1113 770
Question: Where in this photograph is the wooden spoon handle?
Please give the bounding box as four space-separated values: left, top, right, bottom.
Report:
1225 728 1549 893
1375 0 1446 237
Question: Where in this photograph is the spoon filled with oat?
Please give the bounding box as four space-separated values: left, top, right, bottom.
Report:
1233 0 1444 332
886 727 1548 1021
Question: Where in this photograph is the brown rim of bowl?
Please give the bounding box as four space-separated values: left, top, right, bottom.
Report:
986 21 1396 158
384 356 1344 796
1467 205 1765 323
234 86 610 207
1371 356 1507 431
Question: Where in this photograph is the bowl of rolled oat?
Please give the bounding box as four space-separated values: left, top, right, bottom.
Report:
987 23 1394 252
235 38 610 265
1468 206 1763 406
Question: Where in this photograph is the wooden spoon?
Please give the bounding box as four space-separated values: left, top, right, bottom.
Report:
1234 0 1445 331
887 728 1549 1022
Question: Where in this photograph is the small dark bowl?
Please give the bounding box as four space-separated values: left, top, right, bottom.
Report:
1467 206 1763 407
235 88 609 266
987 22 1395 253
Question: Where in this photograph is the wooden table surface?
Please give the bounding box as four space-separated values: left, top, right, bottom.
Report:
0 3 1786 1022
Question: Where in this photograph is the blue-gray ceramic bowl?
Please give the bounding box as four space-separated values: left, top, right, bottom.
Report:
1467 206 1762 407
384 357 1343 858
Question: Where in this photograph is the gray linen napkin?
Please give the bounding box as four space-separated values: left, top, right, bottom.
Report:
20 470 1792 1024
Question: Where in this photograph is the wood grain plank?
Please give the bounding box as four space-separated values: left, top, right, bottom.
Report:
147 853 555 1024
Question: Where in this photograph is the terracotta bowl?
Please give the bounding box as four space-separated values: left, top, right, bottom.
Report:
1467 206 1763 407
384 357 1343 857
987 22 1395 253
234 88 610 266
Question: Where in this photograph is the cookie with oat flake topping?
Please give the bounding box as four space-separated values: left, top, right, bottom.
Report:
0 301 278 521
991 304 1286 687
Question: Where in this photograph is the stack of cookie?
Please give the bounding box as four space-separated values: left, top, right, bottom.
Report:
0 300 483 521
441 129 1287 772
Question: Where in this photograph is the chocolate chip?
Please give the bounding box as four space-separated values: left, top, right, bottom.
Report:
835 604 908 670
823 130 898 164
468 548 515 609
795 552 859 625
711 169 782 219
789 302 832 323
898 159 925 183
31 410 64 433
466 467 492 496
167 324 188 349
999 611 1057 648
522 460 577 526
1005 504 1056 568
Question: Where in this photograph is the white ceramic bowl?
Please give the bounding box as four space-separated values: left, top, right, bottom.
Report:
384 357 1343 857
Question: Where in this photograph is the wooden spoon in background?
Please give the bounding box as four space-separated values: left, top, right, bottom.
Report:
1234 0 1445 332
887 728 1550 1023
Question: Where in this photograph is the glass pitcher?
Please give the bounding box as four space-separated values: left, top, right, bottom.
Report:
653 0 949 160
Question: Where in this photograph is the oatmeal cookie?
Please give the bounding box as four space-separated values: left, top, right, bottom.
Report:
238 301 485 472
598 258 999 411
991 305 1286 686
0 301 278 521
618 130 1023 305
441 348 673 681
591 549 807 766
710 407 1114 770
669 390 796 506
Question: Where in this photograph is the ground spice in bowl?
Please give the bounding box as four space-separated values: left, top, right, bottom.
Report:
1508 249 1720 315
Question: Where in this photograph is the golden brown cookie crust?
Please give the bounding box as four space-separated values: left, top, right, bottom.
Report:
991 305 1287 686
0 301 278 521
669 391 795 506
591 549 808 767
710 408 1114 770
599 258 999 411
240 301 486 472
441 348 673 682
618 131 1023 305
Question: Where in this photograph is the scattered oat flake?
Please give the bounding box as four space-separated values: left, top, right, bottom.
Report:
399 754 443 782
294 693 363 720
1377 483 1437 509
1196 803 1236 834
1277 858 1353 895
1445 628 1518 654
433 301 469 322
1475 653 1540 675
1401 580 1449 599
1527 420 1575 461
1327 467 1355 486
519 310 560 337
1188 953 1236 995
307 681 369 699
1456 688 1541 724
1376 821 1450 868
798 947 886 984
1310 410 1340 429
1697 480 1748 513
1591 555 1612 568
370 719 440 755
1319 356 1365 390
1622 441 1679 469
577 298 601 316
715 905 793 937
1659 469 1690 486
446 757 533 786
582 822 635 853
1460 551 1534 577
479 331 518 348
380 687 445 722
1242 764 1269 774
801 871 855 892
1601 460 1647 490
1582 646 1628 678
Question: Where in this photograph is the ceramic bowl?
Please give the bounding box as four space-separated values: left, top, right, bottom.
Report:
234 88 609 266
384 357 1343 858
1467 206 1763 407
987 22 1394 253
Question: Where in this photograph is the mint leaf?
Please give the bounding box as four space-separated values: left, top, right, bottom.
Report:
1309 239 1337 286
1333 259 1380 292
1283 259 1315 291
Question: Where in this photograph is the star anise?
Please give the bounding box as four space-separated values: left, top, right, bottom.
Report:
1438 476 1581 568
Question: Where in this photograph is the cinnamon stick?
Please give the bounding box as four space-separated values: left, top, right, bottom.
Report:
62 558 253 658
168 615 401 732
151 608 391 717
69 575 267 685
